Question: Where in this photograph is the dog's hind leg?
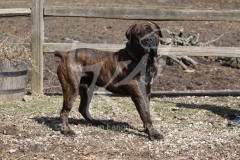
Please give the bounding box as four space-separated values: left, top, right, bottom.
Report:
58 68 78 136
60 85 78 136
78 77 103 125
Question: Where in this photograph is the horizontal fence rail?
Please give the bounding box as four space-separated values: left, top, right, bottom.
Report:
151 90 240 97
0 8 31 17
94 90 240 97
2 7 240 22
44 43 240 57
11 43 240 58
44 7 240 21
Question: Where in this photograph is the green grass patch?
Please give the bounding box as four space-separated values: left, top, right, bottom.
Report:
0 95 62 117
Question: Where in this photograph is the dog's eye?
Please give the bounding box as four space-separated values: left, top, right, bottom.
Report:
136 32 141 36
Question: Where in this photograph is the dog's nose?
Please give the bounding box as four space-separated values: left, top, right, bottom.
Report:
144 37 153 45
140 35 158 52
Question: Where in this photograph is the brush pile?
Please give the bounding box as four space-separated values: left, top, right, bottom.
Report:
159 29 232 71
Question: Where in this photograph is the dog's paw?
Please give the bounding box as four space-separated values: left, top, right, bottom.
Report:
148 129 164 141
62 129 76 136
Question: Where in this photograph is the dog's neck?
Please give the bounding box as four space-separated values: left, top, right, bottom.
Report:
125 47 157 67
125 47 140 62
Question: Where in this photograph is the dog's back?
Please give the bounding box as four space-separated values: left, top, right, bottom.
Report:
55 48 117 65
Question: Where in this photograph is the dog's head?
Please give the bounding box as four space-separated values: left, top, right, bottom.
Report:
126 22 162 60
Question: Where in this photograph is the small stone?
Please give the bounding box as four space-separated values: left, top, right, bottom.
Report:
50 154 55 158
23 95 33 102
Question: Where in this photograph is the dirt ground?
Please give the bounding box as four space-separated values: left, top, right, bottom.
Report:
1 95 240 159
0 0 240 159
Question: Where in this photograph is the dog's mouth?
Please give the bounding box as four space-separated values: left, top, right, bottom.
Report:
138 31 159 56
140 40 158 57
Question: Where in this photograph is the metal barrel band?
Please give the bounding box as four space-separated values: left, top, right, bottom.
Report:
0 70 28 77
0 88 26 95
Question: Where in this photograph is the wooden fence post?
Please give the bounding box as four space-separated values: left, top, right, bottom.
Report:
31 0 44 95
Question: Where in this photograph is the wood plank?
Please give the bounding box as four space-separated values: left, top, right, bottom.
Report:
94 90 240 97
151 90 240 97
43 43 125 52
158 46 240 57
43 43 240 57
44 7 240 21
31 0 44 95
0 8 31 17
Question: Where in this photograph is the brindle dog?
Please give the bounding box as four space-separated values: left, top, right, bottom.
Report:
55 22 163 140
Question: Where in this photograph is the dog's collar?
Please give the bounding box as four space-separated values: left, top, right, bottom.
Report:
126 48 140 62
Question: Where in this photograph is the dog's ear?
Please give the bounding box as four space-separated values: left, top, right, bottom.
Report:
126 24 137 40
149 22 162 38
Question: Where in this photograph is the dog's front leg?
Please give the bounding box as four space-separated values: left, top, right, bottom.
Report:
128 82 163 140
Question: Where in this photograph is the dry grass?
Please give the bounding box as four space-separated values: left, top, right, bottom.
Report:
0 33 31 65
0 95 240 159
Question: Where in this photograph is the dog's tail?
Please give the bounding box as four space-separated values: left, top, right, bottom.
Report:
54 50 67 59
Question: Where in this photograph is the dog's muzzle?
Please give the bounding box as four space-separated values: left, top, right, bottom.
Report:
140 36 158 56
139 32 159 56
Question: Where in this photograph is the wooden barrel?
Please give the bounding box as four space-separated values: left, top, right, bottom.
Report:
0 60 27 101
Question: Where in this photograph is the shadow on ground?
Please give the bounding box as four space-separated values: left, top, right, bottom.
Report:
153 99 239 119
33 116 147 138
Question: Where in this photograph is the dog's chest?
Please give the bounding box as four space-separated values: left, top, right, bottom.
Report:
146 61 158 85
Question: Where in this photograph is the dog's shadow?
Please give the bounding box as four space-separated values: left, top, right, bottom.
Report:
33 116 147 138
153 99 239 120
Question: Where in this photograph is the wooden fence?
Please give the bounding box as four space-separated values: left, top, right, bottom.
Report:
1 0 240 95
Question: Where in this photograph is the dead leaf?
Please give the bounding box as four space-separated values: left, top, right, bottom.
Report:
174 115 188 120
197 111 204 116
223 118 228 125
23 95 33 102
9 149 17 153
82 151 89 156
184 70 195 73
